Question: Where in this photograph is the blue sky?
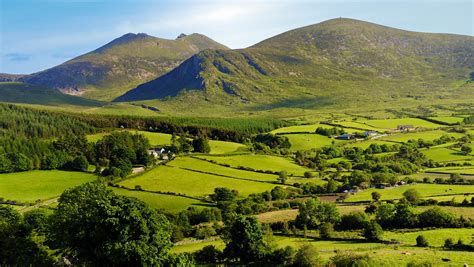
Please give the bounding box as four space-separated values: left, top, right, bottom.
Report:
1 0 472 74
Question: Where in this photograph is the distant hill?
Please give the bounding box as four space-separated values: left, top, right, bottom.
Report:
0 82 104 107
17 33 228 100
115 18 473 109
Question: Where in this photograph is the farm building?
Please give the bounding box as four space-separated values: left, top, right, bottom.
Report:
148 148 169 159
363 131 378 137
374 183 391 189
396 124 415 131
336 133 355 140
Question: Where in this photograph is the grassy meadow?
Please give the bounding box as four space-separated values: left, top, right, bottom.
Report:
0 170 96 203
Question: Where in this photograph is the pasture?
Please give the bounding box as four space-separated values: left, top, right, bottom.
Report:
119 164 277 197
427 116 465 124
346 184 474 202
168 157 278 182
359 118 442 130
282 133 342 151
422 147 472 162
112 187 210 212
195 154 313 176
0 170 96 203
379 130 464 143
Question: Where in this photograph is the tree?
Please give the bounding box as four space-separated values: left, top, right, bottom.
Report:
371 191 381 202
278 171 288 184
271 186 288 200
71 155 89 172
331 252 370 267
339 212 369 230
292 244 322 267
211 187 237 202
194 245 222 264
460 144 472 155
416 235 429 247
418 207 456 228
192 136 211 153
295 198 340 229
363 221 383 241
319 222 334 239
223 215 267 262
48 182 172 265
0 206 53 266
403 189 421 203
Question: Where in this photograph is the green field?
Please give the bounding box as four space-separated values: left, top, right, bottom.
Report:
168 157 278 182
426 166 474 175
360 118 442 130
346 184 474 202
112 187 210 212
379 130 464 143
283 134 342 151
427 116 465 124
195 154 313 176
0 170 97 203
333 120 383 131
119 164 277 197
343 139 394 149
384 228 474 247
207 140 249 154
422 147 472 162
171 230 474 266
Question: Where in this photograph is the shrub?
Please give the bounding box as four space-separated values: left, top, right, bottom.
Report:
444 238 455 248
194 245 222 264
292 244 322 267
319 222 334 239
331 252 370 267
339 212 369 230
418 207 456 228
304 171 314 178
363 221 383 241
416 235 429 247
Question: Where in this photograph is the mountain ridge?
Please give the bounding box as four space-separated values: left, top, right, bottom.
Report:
115 18 474 105
15 32 228 100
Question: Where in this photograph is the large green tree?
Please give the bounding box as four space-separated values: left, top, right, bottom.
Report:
0 205 53 266
223 215 268 263
47 182 172 265
295 198 340 229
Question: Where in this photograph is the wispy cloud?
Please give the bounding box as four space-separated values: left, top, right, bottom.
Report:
4 53 31 62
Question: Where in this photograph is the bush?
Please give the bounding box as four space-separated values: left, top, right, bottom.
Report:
304 171 314 178
444 238 455 248
331 252 370 267
363 221 383 241
319 222 334 239
339 212 369 230
193 245 222 264
292 244 321 267
416 235 429 247
418 207 456 228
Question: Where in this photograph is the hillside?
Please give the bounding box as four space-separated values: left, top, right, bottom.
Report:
115 18 474 111
18 33 228 100
0 82 104 107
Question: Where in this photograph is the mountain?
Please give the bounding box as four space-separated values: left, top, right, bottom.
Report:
115 18 474 109
0 82 104 107
18 33 228 100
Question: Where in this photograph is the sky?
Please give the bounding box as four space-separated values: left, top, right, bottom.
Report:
0 0 472 74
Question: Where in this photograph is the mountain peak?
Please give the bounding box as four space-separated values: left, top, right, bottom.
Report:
95 32 154 52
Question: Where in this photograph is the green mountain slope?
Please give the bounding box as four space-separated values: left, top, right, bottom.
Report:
19 33 228 100
0 82 104 107
115 18 474 110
